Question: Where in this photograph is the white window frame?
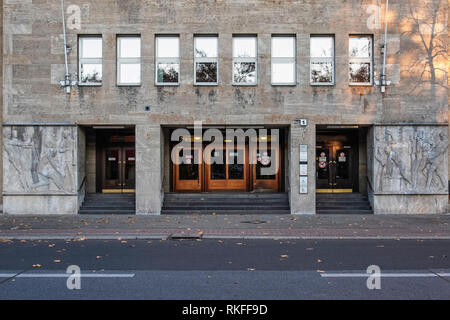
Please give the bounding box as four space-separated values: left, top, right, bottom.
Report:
271 35 296 86
78 36 103 86
117 36 141 86
232 35 258 86
155 35 180 86
349 35 374 86
310 35 335 86
194 35 219 86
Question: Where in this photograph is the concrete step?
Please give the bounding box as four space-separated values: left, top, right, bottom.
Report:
316 209 373 215
164 193 288 199
78 209 136 215
163 205 290 210
162 209 291 215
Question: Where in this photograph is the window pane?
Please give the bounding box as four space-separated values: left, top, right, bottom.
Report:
310 37 333 58
81 38 102 58
233 62 256 83
228 150 244 180
80 63 102 84
349 63 371 82
211 150 226 180
119 63 141 84
157 37 179 58
272 62 295 84
349 37 371 58
233 37 256 58
311 62 333 83
195 37 218 58
157 63 179 83
120 37 140 58
272 37 295 58
196 62 217 83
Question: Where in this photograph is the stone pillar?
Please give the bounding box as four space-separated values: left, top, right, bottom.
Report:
3 125 78 215
369 125 448 214
289 121 316 214
135 124 163 215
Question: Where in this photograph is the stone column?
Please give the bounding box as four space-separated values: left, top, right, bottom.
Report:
135 124 163 215
289 121 316 214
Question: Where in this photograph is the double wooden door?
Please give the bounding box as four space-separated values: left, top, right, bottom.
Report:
316 134 356 193
173 144 280 192
102 146 136 193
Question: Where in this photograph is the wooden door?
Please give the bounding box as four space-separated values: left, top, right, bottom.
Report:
251 144 280 191
102 147 136 193
205 145 247 191
173 145 202 192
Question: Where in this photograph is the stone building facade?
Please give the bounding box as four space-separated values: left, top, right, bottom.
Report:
1 0 448 215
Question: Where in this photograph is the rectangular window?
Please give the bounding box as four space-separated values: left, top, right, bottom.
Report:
272 35 296 85
79 36 102 85
232 35 257 85
156 35 180 85
117 36 141 86
194 35 218 85
310 35 334 85
349 35 373 85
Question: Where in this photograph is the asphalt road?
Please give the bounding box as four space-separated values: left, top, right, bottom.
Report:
0 239 449 299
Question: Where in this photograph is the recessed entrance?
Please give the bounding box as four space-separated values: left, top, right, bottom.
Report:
316 128 358 193
97 129 136 194
170 128 284 193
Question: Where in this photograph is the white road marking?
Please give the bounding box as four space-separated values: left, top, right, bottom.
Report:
0 273 135 278
321 272 450 278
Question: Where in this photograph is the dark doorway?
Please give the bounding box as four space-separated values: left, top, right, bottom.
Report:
96 128 135 194
316 128 359 193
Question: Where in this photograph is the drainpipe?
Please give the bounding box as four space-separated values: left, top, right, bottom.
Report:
60 0 75 93
380 0 390 93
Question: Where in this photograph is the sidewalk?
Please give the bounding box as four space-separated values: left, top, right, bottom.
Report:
0 213 450 240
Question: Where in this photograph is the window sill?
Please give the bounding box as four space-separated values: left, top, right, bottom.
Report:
78 83 102 87
194 83 219 86
271 83 297 87
310 82 335 86
117 84 142 87
155 83 180 86
349 83 374 87
232 83 258 86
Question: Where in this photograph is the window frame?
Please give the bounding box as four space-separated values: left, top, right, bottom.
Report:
232 35 258 86
155 35 180 86
348 35 374 86
310 35 335 86
194 35 219 86
117 35 142 86
78 35 103 86
271 35 296 86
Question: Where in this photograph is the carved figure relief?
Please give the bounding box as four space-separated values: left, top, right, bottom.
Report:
373 126 448 194
3 126 76 194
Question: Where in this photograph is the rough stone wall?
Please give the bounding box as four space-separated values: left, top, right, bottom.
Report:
0 0 3 210
1 0 447 127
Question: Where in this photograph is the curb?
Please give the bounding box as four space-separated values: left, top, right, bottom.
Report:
2 233 450 241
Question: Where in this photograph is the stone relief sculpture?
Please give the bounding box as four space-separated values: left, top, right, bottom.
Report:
373 126 448 194
3 126 76 194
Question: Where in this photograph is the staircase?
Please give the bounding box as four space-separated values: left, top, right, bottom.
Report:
316 193 373 214
79 193 136 215
162 193 290 215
